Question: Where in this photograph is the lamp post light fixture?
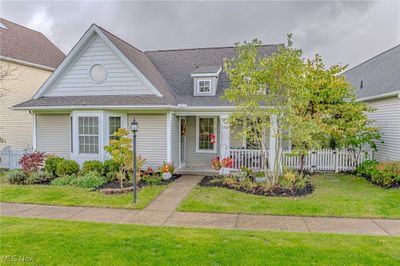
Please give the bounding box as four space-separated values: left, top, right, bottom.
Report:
131 118 139 204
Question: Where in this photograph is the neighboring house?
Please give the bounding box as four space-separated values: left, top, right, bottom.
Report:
13 24 279 172
0 18 65 149
343 45 400 162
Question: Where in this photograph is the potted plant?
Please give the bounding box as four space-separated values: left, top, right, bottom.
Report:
161 162 174 180
211 157 222 170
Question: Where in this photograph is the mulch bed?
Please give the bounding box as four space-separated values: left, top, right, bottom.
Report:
360 175 400 189
97 174 181 195
199 176 314 197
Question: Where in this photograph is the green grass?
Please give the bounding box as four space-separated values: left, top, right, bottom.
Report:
178 174 400 218
1 217 399 265
0 182 167 209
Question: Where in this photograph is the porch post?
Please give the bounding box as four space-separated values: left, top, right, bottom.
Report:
219 114 230 175
166 112 172 163
268 115 277 171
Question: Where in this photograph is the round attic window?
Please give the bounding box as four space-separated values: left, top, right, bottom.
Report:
90 64 106 83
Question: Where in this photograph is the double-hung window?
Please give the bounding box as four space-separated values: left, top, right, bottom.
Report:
78 116 99 154
109 116 121 142
196 117 217 153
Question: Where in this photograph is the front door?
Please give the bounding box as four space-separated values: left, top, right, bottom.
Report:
179 117 187 165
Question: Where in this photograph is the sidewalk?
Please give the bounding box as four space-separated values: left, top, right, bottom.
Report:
1 175 399 236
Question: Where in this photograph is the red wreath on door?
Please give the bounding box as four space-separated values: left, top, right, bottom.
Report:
210 133 216 144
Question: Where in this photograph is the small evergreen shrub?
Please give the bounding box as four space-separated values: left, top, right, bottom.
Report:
51 175 77 186
103 159 120 181
56 160 80 177
75 171 106 189
81 160 104 175
44 155 65 176
5 169 27 184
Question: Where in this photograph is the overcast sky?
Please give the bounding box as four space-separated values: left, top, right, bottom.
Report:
1 1 399 68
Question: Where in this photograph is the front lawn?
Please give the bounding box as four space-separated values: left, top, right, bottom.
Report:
0 183 166 209
1 217 399 265
178 173 400 218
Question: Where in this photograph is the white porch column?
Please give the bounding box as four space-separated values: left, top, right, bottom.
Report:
268 115 277 171
219 114 230 175
166 112 172 163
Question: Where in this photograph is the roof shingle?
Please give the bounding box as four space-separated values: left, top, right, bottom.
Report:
0 18 65 69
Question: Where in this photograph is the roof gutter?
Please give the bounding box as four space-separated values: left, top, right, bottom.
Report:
11 105 178 111
0 56 55 72
357 91 400 102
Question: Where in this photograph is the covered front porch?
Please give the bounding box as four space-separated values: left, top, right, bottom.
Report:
174 114 272 174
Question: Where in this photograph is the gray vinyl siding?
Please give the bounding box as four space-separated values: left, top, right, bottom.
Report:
127 113 167 168
230 126 244 148
171 114 179 165
46 34 154 97
36 114 70 159
367 97 400 161
185 116 219 167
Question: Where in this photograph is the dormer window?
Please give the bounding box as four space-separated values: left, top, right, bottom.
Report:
198 79 212 94
191 66 222 97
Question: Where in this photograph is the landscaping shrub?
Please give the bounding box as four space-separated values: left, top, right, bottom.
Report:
44 155 65 176
56 160 80 177
103 159 120 181
25 170 53 184
51 175 77 186
75 171 106 189
81 160 104 175
5 169 26 184
19 152 46 174
356 160 400 187
141 174 163 185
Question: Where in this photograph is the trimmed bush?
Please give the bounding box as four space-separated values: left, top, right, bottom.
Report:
5 170 27 184
19 152 46 174
82 160 104 175
141 174 163 185
44 155 65 176
51 175 77 186
103 160 120 181
75 171 106 189
56 160 80 177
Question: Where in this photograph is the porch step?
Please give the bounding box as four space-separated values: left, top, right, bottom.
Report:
175 168 219 176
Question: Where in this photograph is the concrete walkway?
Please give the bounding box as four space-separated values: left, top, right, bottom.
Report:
1 175 399 236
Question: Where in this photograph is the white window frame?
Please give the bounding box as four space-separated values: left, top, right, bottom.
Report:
108 116 122 143
78 116 100 154
196 78 212 94
196 116 217 153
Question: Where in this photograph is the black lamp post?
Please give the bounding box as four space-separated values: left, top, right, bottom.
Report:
131 118 139 204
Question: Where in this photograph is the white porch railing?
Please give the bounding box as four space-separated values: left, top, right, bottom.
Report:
229 149 268 170
228 148 371 172
0 149 32 170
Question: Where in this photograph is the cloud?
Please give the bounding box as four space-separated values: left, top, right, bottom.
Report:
1 1 399 68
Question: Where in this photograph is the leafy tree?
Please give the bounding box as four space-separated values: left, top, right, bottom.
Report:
104 128 133 188
223 36 305 184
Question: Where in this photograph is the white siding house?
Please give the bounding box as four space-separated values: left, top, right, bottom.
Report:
343 45 400 162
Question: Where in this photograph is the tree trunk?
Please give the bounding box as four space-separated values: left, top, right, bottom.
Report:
300 154 305 175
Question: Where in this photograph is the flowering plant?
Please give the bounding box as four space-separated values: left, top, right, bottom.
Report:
221 157 233 168
161 162 175 174
211 157 222 170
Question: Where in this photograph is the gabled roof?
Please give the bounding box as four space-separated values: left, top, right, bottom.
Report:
145 45 279 106
0 17 65 69
342 44 400 100
98 26 177 104
32 24 175 104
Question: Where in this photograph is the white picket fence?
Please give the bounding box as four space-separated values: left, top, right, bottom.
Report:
283 149 371 172
228 148 371 172
0 149 32 169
